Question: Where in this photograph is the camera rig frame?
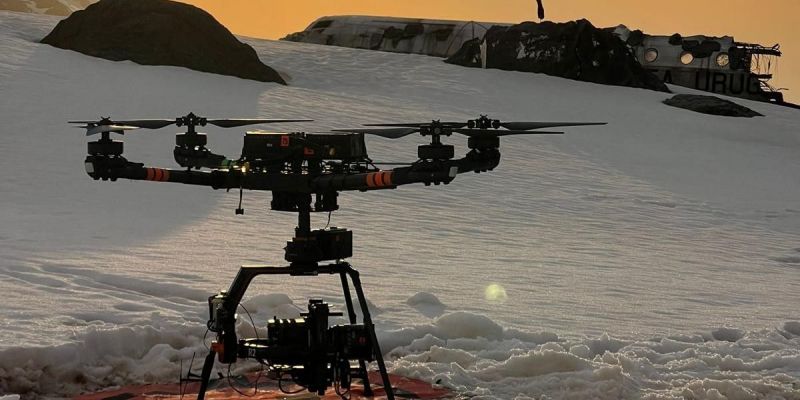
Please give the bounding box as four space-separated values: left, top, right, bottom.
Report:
74 112 604 399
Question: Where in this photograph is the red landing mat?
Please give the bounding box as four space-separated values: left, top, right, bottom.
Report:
74 372 452 400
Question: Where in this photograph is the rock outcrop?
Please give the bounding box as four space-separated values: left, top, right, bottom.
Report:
663 94 763 117
446 19 668 92
41 0 285 84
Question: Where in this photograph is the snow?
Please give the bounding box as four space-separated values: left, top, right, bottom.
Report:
0 0 93 16
1 10 800 399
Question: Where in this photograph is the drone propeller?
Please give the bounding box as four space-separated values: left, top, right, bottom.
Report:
205 118 313 128
70 119 175 129
499 122 606 130
336 116 605 140
452 128 564 136
362 122 467 128
110 119 176 129
77 124 140 136
334 127 564 138
72 113 313 135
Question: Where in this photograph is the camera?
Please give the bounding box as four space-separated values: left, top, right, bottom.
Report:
236 299 373 394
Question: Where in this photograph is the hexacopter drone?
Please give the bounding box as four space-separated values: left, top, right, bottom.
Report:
72 112 604 399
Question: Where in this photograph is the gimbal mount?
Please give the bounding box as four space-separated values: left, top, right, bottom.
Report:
197 192 395 399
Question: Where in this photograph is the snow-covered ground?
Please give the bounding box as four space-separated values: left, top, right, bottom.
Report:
1 10 799 400
0 0 92 16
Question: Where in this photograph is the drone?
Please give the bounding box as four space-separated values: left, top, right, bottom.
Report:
73 112 604 399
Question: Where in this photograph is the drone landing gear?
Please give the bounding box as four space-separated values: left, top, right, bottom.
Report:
197 263 393 399
198 262 394 400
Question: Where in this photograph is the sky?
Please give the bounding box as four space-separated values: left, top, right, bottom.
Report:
179 0 798 103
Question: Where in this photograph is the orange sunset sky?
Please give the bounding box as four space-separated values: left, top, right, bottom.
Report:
180 0 798 103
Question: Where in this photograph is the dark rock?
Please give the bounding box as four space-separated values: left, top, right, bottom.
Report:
663 94 763 117
445 19 668 92
40 0 285 84
625 29 645 47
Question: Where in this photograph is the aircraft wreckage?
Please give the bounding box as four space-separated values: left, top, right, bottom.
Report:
285 16 790 105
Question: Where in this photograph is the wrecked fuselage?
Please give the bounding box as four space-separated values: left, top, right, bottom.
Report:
283 15 507 58
616 26 784 103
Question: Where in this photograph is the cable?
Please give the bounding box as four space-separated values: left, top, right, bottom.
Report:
227 363 253 397
277 371 307 394
325 211 332 229
221 303 264 397
224 358 265 398
238 303 259 341
334 372 351 400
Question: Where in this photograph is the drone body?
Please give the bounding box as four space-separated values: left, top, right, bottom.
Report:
76 112 604 210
